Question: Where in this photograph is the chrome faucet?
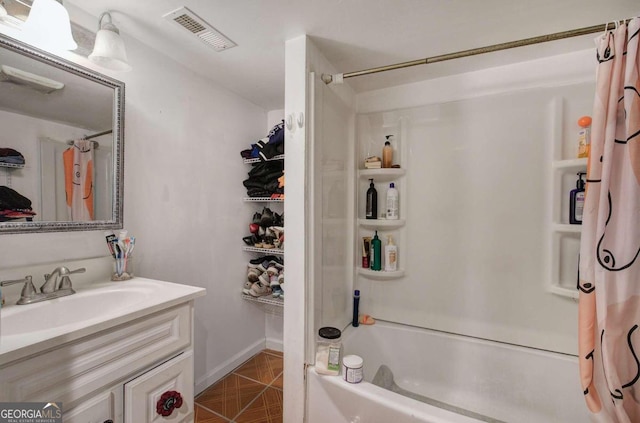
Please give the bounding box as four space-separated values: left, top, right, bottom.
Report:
1 267 85 305
42 266 84 294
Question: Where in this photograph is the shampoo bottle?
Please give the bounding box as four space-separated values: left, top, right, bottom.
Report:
371 231 382 271
569 172 586 224
366 179 378 219
384 235 398 272
382 135 394 168
386 182 399 219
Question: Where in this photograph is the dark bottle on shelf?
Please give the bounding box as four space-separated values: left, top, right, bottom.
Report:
569 172 586 224
352 290 360 327
371 231 382 270
365 178 378 219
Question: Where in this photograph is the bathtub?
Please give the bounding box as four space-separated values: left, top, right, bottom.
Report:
306 320 588 423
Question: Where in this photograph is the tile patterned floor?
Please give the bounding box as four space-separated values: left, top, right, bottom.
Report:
195 349 283 423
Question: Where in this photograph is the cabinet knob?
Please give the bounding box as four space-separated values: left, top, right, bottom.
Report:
156 390 183 417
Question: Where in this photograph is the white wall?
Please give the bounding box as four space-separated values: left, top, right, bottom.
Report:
265 108 284 351
0 7 271 394
283 35 308 423
284 35 357 423
121 33 272 394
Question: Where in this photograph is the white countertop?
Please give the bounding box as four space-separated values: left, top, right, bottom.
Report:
0 277 206 366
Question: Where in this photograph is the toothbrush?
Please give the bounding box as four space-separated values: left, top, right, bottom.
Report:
128 236 135 255
105 232 117 258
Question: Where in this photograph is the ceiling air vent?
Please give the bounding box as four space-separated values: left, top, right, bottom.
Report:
162 7 237 52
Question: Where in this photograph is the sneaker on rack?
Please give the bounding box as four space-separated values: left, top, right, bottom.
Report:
272 285 283 298
249 255 283 266
257 260 272 273
267 261 283 275
243 235 259 246
247 266 262 282
242 279 254 294
249 281 272 297
260 207 274 227
259 272 271 286
270 274 282 298
243 279 253 292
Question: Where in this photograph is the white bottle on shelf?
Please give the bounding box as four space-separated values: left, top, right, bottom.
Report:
386 182 399 219
384 235 398 272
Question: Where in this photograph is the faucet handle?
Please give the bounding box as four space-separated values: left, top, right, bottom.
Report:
57 268 84 292
0 275 33 287
1 276 37 304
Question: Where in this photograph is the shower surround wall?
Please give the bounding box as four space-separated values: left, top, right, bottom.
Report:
295 42 598 421
352 49 595 357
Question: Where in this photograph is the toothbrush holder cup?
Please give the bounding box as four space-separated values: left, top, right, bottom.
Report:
111 254 134 281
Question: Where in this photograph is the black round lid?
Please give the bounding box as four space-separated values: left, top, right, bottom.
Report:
318 327 341 339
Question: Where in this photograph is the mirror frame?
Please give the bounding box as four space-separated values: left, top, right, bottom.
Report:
0 33 125 234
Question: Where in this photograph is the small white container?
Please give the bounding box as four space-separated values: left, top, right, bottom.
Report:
342 354 364 383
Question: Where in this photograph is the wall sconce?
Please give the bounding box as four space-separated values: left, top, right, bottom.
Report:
89 12 131 72
21 0 78 52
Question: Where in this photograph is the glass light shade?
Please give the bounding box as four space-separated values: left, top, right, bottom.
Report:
0 4 7 19
21 0 78 51
89 27 131 71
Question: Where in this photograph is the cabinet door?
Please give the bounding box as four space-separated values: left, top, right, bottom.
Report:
124 350 194 423
64 387 121 423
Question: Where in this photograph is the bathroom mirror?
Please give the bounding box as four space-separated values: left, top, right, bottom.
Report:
0 33 124 234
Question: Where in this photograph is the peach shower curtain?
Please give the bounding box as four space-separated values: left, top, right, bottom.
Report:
578 18 640 423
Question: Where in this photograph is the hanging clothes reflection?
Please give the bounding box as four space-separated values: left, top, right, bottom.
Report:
63 139 94 221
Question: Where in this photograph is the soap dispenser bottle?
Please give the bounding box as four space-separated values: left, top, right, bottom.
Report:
569 172 586 224
382 135 394 168
371 231 382 271
366 179 378 220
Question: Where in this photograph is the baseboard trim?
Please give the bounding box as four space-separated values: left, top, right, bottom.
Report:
195 339 265 394
265 337 283 352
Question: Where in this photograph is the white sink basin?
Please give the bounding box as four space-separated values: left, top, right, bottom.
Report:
1 284 154 337
0 277 206 365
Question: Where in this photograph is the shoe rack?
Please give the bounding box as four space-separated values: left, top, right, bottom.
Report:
1 162 24 187
241 154 285 312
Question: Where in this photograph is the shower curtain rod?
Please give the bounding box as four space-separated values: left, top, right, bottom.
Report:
83 129 112 140
321 19 632 84
66 129 112 148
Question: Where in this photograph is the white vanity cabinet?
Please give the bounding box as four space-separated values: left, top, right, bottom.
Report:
64 387 121 423
0 300 197 423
